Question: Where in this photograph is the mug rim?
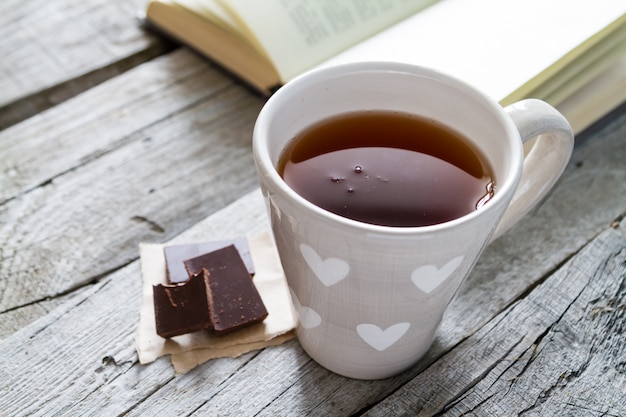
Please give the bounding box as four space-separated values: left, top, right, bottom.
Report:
253 61 524 235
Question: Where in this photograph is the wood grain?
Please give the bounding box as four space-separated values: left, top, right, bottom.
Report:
0 0 173 129
1 49 224 205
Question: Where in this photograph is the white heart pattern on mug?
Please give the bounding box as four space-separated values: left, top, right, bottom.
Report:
289 289 322 329
356 322 411 352
300 244 350 286
411 255 464 294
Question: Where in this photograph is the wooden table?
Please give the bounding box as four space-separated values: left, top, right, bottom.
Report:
1 1 625 415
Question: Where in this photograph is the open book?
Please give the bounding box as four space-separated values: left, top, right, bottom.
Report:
145 0 626 133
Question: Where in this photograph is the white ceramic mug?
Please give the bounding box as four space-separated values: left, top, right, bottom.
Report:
253 62 573 380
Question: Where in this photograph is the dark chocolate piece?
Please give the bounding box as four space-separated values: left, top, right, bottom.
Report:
152 271 212 338
164 237 254 283
185 245 268 334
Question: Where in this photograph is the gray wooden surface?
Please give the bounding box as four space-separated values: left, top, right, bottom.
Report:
1 1 625 416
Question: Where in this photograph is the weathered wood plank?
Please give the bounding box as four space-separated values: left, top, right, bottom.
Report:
0 292 74 340
0 50 264 324
365 225 626 417
0 0 173 129
1 48 221 205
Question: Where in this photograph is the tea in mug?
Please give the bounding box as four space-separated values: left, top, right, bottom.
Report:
278 110 494 227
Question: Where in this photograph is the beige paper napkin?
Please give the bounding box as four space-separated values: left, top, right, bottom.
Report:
135 232 296 373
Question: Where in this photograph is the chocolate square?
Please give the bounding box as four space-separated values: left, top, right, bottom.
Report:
152 270 212 338
164 237 254 283
184 245 268 334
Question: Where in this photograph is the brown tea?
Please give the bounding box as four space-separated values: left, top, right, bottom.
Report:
278 110 495 227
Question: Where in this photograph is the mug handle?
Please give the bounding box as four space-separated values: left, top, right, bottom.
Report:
490 99 574 241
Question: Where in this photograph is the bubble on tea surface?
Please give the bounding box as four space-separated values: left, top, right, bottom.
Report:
354 166 362 173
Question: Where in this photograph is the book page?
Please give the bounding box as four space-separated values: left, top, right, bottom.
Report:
317 0 626 104
172 0 235 30
171 0 268 54
218 0 440 81
557 55 626 134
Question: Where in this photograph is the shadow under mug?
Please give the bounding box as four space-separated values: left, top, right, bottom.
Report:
253 62 574 380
